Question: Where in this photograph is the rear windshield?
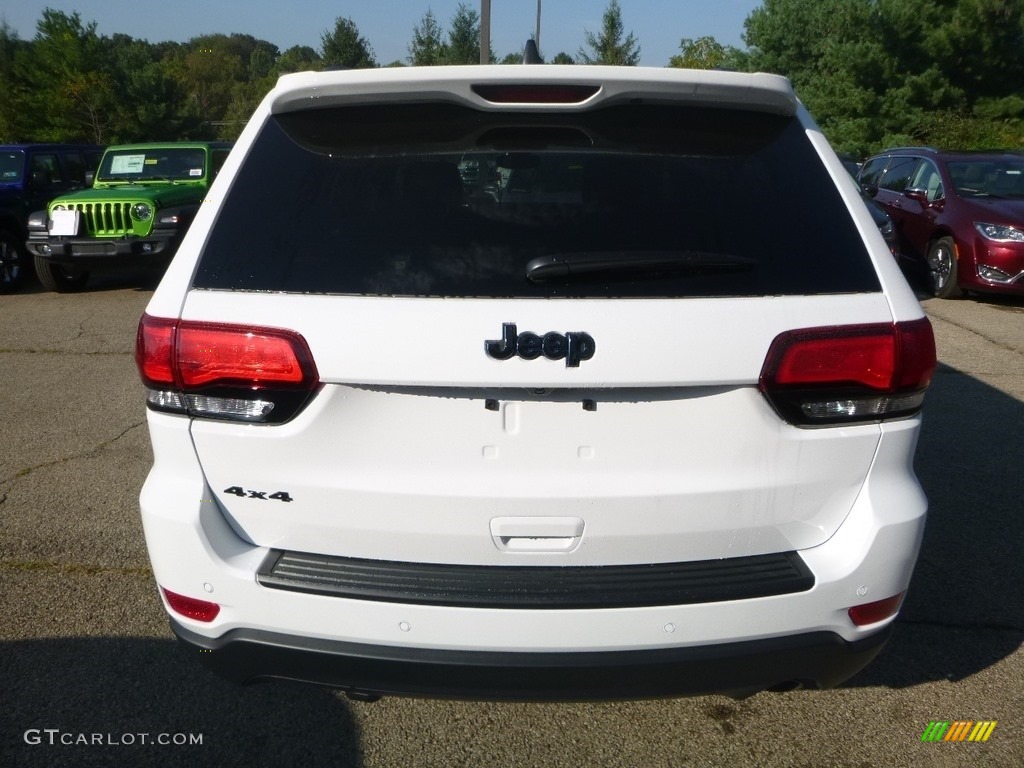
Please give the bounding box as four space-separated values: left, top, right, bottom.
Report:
194 103 879 297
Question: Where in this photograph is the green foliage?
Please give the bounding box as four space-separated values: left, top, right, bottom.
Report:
407 5 494 66
5 4 1020 152
14 10 116 143
320 17 377 69
744 0 1024 155
104 35 188 142
446 3 490 64
578 0 640 65
0 22 30 141
409 9 445 65
275 46 322 76
669 36 733 69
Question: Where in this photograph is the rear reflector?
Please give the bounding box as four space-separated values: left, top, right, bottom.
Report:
848 593 904 627
471 84 600 104
136 314 319 423
760 319 936 425
161 587 220 622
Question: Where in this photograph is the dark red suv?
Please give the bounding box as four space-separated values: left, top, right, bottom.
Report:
859 148 1024 298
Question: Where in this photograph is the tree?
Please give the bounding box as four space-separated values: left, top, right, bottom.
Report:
669 36 732 70
248 41 279 80
743 0 1024 154
446 3 490 64
14 10 116 143
0 21 29 140
551 52 575 65
577 0 640 66
275 45 322 75
409 9 445 66
165 36 247 138
321 17 377 69
105 35 187 142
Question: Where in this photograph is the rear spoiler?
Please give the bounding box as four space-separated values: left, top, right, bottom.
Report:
269 65 798 117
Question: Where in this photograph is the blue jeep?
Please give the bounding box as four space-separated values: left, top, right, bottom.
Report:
0 144 102 292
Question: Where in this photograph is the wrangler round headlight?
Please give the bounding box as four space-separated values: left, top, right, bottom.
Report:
52 204 67 211
131 203 153 221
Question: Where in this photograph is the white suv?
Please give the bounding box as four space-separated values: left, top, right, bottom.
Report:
135 65 936 700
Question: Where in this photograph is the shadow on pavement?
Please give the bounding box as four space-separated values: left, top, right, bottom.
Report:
849 360 1024 688
0 637 361 768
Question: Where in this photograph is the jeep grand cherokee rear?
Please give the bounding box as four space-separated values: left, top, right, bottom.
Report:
135 66 935 701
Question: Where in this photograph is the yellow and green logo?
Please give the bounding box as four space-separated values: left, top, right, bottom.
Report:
921 721 997 742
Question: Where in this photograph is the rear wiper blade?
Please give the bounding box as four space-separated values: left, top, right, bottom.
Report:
525 251 755 282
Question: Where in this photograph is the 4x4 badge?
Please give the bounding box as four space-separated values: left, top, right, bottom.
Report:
485 323 595 367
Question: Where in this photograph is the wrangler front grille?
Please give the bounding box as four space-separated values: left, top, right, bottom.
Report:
68 202 133 236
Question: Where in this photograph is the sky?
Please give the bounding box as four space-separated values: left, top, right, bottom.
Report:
1 1 762 67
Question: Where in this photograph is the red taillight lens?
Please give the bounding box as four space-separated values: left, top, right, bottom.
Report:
175 323 317 389
471 84 600 104
893 318 937 390
760 319 936 425
135 314 319 423
161 587 220 622
135 315 177 387
848 593 904 627
768 330 897 390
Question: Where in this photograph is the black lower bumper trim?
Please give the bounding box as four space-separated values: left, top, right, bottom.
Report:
28 233 178 262
169 619 892 701
257 549 814 609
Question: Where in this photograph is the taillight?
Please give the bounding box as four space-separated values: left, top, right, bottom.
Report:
759 319 936 426
161 587 221 622
135 313 319 423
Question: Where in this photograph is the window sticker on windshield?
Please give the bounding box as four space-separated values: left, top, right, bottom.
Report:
189 168 203 176
110 155 146 174
145 158 159 165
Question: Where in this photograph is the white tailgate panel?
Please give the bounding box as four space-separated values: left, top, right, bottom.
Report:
183 290 894 565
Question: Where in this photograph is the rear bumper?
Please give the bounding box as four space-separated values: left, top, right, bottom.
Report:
170 618 892 701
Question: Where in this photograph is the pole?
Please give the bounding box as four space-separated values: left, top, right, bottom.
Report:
480 0 491 64
535 0 542 52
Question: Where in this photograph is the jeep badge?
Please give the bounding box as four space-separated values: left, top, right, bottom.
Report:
485 323 596 367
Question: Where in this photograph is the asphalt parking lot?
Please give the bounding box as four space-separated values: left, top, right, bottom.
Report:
1 270 1021 768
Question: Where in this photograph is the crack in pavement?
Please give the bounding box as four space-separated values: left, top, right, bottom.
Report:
0 420 146 487
73 313 96 342
0 348 132 356
926 309 1024 357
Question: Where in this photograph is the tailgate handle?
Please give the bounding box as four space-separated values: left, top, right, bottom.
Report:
490 517 584 553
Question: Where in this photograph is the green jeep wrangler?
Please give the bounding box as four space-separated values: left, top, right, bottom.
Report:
26 141 231 291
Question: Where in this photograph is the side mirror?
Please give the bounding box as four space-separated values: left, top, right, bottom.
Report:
903 188 928 204
85 170 95 186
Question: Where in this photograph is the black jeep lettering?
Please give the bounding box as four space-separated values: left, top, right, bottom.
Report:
484 323 596 367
